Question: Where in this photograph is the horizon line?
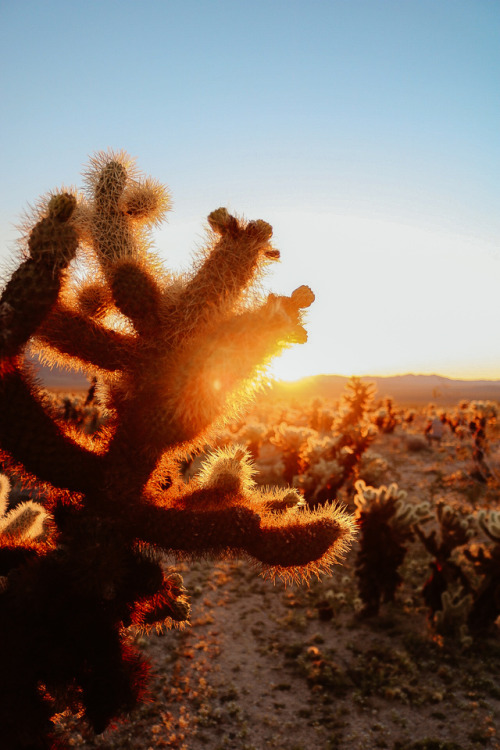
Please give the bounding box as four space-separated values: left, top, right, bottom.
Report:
271 371 500 385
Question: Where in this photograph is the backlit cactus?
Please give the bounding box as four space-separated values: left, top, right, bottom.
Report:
303 377 377 506
0 151 355 749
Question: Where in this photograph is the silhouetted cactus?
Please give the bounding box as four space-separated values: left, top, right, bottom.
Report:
354 479 431 617
464 510 500 635
415 501 475 619
0 151 354 749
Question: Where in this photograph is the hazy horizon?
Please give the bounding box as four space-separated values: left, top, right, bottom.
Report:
274 370 500 383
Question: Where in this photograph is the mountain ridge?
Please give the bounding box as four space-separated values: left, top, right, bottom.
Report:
269 372 500 405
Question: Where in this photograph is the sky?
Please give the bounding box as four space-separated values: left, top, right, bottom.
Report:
1 0 499 382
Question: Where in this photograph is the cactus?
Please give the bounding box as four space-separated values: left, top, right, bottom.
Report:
372 396 399 434
299 377 377 507
271 422 315 484
0 472 50 599
433 585 473 647
416 501 475 619
463 510 500 634
353 479 431 617
0 151 355 749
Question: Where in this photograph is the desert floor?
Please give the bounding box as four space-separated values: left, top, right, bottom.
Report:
56 414 500 750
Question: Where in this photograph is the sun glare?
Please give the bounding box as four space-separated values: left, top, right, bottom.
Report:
263 210 500 384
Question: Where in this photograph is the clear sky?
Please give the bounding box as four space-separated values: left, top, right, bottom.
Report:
1 0 499 382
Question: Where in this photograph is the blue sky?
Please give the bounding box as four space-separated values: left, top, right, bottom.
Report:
1 0 499 380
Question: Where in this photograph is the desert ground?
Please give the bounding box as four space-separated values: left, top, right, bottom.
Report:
46 394 500 750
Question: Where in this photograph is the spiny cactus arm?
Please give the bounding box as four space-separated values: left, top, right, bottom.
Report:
107 257 162 334
114 285 316 453
438 503 477 550
392 499 433 528
128 571 190 631
78 151 171 266
167 286 315 440
0 193 78 360
163 209 280 341
35 302 135 372
414 523 439 556
0 474 43 577
355 481 432 533
155 448 305 516
434 588 473 640
0 365 102 495
0 473 9 518
477 509 500 543
131 501 354 582
0 500 49 542
80 157 135 265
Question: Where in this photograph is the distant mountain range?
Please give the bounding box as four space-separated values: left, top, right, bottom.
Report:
30 360 89 392
270 373 500 406
31 359 500 406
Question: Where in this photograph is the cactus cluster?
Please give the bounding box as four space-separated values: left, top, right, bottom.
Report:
0 151 355 749
353 479 431 617
294 377 377 507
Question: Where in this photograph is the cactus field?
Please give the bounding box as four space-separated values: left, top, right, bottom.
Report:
1 152 500 750
5 385 500 750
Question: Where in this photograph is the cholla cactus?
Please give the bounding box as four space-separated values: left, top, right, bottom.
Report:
470 400 497 421
298 452 343 498
433 585 473 647
416 501 475 617
0 497 49 543
372 397 398 434
353 480 431 617
271 422 315 483
0 472 10 518
0 473 50 596
477 509 500 541
299 377 377 507
308 398 335 433
1 472 49 544
0 151 354 749
47 378 105 437
231 419 269 460
463 510 500 634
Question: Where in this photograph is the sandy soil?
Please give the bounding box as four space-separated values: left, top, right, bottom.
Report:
55 415 500 750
